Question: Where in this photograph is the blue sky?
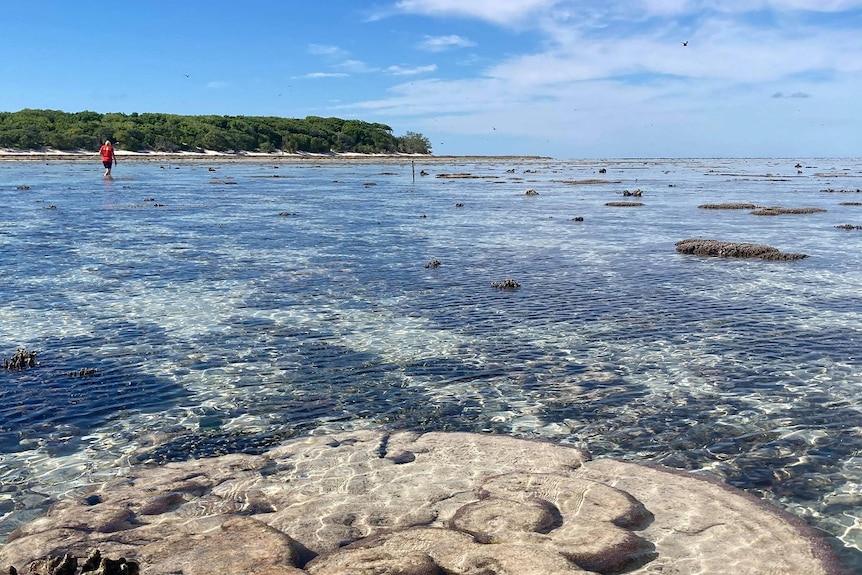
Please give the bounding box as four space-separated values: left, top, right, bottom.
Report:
2 0 862 158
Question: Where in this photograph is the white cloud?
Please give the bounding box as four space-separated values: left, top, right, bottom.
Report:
387 64 438 75
297 72 350 79
337 59 379 73
355 0 862 156
417 34 476 52
603 0 862 17
308 44 347 57
393 0 560 25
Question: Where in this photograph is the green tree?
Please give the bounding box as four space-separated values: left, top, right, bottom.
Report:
0 109 431 154
397 131 432 154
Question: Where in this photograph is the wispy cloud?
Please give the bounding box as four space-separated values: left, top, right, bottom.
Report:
308 44 348 57
387 64 438 75
355 0 862 155
336 59 379 73
417 34 476 52
296 72 350 79
393 0 560 25
773 91 813 98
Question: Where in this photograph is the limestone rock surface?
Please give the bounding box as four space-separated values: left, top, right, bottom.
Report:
0 430 849 575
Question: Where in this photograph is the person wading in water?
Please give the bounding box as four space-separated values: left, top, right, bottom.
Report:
100 140 117 177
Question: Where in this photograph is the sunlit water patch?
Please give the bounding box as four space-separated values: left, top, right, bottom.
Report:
0 158 860 568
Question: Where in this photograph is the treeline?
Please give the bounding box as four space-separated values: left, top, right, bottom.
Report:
0 109 432 154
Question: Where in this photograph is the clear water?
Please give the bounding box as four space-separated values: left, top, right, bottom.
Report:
1 158 860 568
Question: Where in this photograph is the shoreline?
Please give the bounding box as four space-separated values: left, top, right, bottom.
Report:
0 148 552 163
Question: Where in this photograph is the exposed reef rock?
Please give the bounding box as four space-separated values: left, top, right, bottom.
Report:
0 431 848 575
750 206 827 216
839 202 862 206
605 202 643 207
622 189 642 197
698 203 757 210
66 368 98 378
525 189 539 196
491 279 521 289
821 188 862 193
436 173 499 180
7 549 139 575
554 179 621 185
424 258 442 269
3 348 37 370
675 239 808 261
836 224 862 230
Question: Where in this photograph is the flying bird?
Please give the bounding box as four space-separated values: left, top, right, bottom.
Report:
682 41 688 46
183 74 191 77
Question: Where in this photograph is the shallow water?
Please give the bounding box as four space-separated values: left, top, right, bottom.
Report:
0 157 860 568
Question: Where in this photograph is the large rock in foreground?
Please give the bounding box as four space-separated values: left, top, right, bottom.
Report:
0 431 848 575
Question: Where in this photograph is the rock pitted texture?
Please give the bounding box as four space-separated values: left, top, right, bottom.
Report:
675 238 808 261
0 431 848 575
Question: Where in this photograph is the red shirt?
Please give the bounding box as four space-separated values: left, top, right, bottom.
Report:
100 144 115 162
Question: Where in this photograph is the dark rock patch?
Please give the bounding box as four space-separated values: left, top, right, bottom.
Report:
4 348 37 370
605 202 643 207
8 550 139 575
750 206 827 216
424 259 441 269
491 279 521 289
675 239 807 261
66 367 98 377
839 202 862 206
554 179 622 185
436 173 499 179
836 224 862 230
698 203 757 210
